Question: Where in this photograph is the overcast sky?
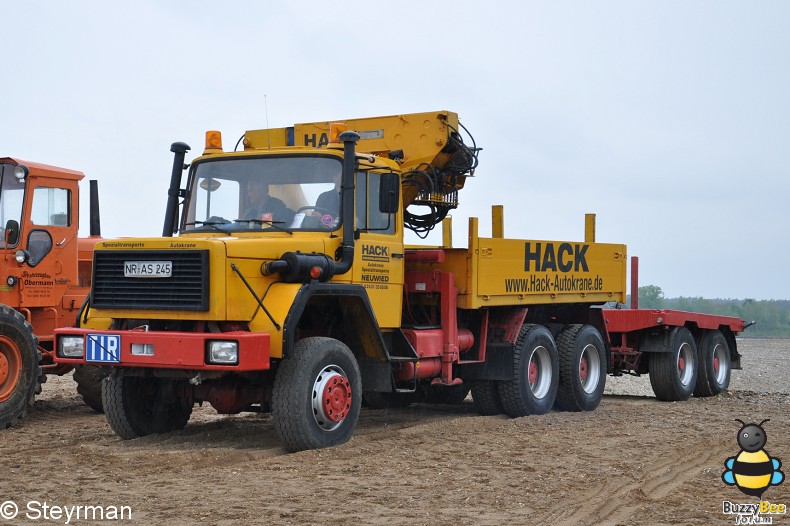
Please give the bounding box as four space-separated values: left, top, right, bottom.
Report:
2 1 788 300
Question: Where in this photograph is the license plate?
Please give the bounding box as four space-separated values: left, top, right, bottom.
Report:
124 261 172 277
86 334 121 363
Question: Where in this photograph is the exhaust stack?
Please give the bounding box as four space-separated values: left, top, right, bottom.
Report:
89 180 101 237
163 142 191 237
332 130 361 276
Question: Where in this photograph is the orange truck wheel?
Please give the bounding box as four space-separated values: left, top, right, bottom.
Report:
0 306 41 428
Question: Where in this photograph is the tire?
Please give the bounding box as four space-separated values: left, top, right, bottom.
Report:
648 327 698 401
0 306 41 429
102 375 192 439
272 337 362 452
470 380 505 415
498 324 559 417
555 324 607 412
421 382 470 405
73 365 104 412
693 330 731 397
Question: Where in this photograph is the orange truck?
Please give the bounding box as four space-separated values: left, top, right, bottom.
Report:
0 158 103 428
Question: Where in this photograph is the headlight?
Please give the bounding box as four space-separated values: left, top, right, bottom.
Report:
58 336 84 358
14 250 28 264
207 341 238 365
13 164 29 180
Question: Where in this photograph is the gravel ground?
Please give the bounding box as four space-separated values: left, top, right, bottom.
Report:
0 338 787 526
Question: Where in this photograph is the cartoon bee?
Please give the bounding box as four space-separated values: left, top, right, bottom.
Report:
722 419 784 498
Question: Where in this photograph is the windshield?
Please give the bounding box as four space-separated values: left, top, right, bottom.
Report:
0 164 25 248
182 156 343 233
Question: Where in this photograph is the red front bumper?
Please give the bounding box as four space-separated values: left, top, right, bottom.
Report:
54 328 270 371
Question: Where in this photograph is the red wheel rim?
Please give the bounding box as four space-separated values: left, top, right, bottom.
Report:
528 359 538 387
579 355 589 382
0 335 23 402
713 356 720 374
322 374 351 423
677 355 685 373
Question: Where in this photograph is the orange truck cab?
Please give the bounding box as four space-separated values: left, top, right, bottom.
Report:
0 158 103 428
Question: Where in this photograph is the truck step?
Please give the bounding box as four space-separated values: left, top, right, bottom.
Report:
386 330 419 392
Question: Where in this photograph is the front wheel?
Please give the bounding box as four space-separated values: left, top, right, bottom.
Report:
272 337 362 452
693 330 731 397
648 327 698 401
103 375 192 439
555 325 607 412
73 365 104 412
498 324 559 417
0 307 40 429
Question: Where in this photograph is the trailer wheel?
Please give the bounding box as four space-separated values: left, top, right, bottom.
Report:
0 307 41 429
73 365 104 413
272 337 362 452
693 330 731 397
648 327 698 401
498 324 559 417
103 375 192 439
555 325 607 412
470 380 505 415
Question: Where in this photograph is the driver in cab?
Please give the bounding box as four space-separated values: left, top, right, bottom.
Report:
310 171 341 228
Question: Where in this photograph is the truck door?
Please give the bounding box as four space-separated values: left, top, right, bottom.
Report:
20 178 79 310
352 171 403 329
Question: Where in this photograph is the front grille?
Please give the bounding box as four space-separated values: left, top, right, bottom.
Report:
92 250 209 311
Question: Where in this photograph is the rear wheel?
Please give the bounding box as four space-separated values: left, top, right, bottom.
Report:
73 365 104 412
498 324 559 417
0 307 40 429
555 325 607 412
272 337 362 452
103 375 192 439
470 380 505 416
648 327 698 401
694 330 731 397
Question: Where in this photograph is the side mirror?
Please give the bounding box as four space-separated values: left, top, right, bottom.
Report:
378 172 400 214
5 220 19 246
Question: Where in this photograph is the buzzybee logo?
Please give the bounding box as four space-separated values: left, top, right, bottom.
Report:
722 419 784 498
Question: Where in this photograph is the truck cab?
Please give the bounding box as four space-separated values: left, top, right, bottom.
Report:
0 158 88 346
0 158 104 429
180 137 404 328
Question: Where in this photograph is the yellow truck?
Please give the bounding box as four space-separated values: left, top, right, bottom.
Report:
54 111 746 451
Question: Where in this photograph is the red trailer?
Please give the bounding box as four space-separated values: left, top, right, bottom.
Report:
601 256 746 400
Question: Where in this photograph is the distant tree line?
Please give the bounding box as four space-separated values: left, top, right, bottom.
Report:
624 286 790 338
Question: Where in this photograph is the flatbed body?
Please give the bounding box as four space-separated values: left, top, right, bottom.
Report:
603 308 746 334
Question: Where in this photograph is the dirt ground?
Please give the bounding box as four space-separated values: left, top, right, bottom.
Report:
1 339 788 526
